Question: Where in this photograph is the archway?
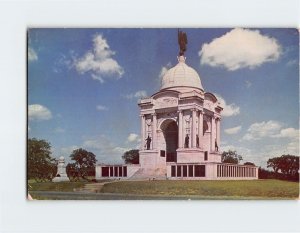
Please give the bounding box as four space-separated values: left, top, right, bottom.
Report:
160 119 178 162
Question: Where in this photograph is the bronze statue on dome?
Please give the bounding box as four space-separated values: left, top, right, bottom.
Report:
178 30 188 56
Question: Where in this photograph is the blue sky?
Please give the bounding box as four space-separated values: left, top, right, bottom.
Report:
28 28 299 167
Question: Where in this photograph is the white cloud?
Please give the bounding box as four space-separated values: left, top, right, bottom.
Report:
214 94 240 117
272 128 299 139
28 104 52 120
96 105 108 111
159 62 172 79
28 47 38 62
74 34 124 83
125 90 147 99
127 133 141 143
243 122 299 143
224 125 242 135
199 28 281 71
242 120 282 141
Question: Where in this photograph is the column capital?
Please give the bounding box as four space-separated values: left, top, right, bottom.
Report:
191 108 197 112
152 112 157 116
177 109 183 114
140 114 145 118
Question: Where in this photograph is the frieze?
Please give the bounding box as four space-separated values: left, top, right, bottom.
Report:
155 97 178 108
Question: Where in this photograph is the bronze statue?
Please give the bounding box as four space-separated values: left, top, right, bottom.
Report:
184 134 189 148
145 135 152 150
215 139 219 152
178 30 188 56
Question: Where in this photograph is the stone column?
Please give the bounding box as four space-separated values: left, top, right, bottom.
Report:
178 110 183 148
211 116 216 152
140 114 145 150
198 111 203 149
152 113 157 149
192 109 197 148
216 118 221 151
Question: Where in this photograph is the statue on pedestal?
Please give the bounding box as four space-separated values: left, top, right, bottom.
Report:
52 156 70 182
145 135 152 150
215 139 219 152
184 134 189 148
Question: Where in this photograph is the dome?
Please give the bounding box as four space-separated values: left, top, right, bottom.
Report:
161 56 203 90
59 156 65 161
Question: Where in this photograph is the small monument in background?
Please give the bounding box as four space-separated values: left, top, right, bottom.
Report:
52 156 70 182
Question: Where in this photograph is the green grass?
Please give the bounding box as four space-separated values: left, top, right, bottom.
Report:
28 181 87 192
100 179 299 199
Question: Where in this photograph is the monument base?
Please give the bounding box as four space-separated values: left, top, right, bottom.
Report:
52 174 70 182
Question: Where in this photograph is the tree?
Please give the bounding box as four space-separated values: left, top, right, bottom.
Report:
221 150 243 164
122 149 139 164
28 138 57 182
69 148 97 180
267 155 299 176
244 162 255 166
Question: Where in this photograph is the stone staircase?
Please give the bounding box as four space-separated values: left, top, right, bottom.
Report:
75 181 117 193
130 168 167 180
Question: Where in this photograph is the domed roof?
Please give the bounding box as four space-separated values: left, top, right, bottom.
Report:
59 156 65 161
161 56 203 90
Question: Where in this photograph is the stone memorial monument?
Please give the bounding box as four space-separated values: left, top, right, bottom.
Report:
52 156 70 182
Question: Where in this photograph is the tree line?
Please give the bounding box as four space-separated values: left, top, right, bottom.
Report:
28 137 299 182
28 138 97 182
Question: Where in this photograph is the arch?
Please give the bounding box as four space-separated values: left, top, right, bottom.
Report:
204 92 218 103
160 119 178 162
159 118 177 131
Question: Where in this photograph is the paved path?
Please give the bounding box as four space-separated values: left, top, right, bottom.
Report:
30 191 206 200
29 191 273 200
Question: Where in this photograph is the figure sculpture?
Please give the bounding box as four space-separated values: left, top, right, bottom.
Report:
215 139 219 152
184 134 189 148
178 30 188 56
196 134 199 148
145 135 152 150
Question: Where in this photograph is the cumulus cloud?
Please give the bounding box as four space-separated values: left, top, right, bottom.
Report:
28 104 52 120
199 28 281 71
96 105 108 111
241 120 299 141
214 94 240 117
159 62 172 79
28 47 38 62
124 90 147 99
272 128 299 139
242 120 282 141
127 133 141 143
74 34 124 83
224 125 242 135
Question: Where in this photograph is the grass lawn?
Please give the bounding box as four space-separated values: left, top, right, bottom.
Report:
100 179 299 199
28 181 87 192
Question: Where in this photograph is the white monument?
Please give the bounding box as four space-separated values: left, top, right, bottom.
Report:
95 31 258 180
52 156 70 182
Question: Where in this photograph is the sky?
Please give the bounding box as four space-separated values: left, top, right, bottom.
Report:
28 28 299 167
